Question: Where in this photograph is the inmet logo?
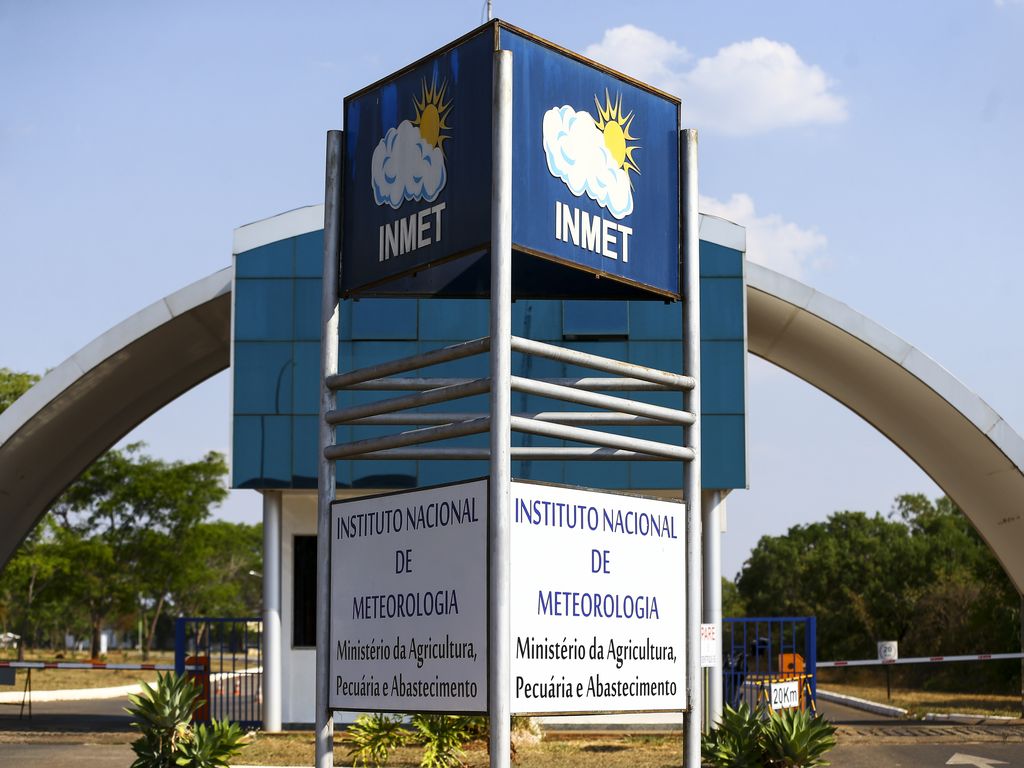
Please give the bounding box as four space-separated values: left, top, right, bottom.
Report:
545 90 639 263
373 76 452 263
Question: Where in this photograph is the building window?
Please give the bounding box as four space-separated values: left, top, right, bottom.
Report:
292 535 316 648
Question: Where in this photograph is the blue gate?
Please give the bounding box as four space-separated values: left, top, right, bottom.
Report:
174 617 262 728
722 617 817 713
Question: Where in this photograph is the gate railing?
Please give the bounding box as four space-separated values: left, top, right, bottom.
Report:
722 617 817 713
174 617 262 728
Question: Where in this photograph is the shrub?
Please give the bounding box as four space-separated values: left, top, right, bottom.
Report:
411 714 477 768
125 671 247 768
702 703 836 768
760 707 837 768
342 713 410 767
701 703 766 768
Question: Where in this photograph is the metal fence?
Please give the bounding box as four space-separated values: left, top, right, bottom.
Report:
174 617 262 728
722 617 817 713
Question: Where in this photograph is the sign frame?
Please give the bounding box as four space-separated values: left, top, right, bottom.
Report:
340 19 682 301
508 479 687 716
328 477 490 715
769 679 801 711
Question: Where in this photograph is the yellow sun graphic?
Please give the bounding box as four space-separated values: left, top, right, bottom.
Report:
594 89 640 181
413 75 453 152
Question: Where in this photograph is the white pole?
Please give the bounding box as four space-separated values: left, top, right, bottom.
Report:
315 130 343 768
702 489 724 724
262 490 283 732
682 128 703 768
488 49 513 768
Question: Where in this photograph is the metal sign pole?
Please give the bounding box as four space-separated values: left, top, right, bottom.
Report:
488 49 513 768
315 129 343 768
682 128 703 768
703 489 724 723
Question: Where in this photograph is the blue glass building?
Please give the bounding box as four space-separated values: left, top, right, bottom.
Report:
230 205 746 724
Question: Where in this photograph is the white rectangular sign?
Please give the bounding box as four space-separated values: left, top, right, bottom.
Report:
700 623 719 668
329 479 488 712
877 640 898 662
769 679 801 711
509 481 686 713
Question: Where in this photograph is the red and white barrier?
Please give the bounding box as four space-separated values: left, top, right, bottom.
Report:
819 651 1024 668
0 660 179 671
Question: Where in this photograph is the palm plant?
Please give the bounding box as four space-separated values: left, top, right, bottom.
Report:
125 671 247 768
342 713 410 767
701 702 837 768
411 714 477 768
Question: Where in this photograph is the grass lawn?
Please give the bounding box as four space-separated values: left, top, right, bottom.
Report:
239 732 687 768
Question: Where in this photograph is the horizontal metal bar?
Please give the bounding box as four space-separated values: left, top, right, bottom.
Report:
510 416 693 460
510 376 694 425
326 379 490 425
325 337 490 391
324 417 490 460
345 377 676 391
347 412 677 427
511 336 695 390
334 447 677 461
819 652 1024 668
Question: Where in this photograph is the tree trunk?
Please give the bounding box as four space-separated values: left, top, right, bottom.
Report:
17 569 37 662
91 618 102 660
144 594 166 659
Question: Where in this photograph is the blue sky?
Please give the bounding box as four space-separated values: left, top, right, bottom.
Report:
2 1 1022 579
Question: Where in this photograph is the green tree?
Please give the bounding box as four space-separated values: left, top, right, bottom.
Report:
49 444 228 657
0 368 39 413
169 521 263 619
738 510 929 660
0 516 74 659
736 494 1020 689
722 577 745 618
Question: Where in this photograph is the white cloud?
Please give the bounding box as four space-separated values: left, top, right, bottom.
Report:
585 27 847 136
700 193 827 280
370 120 446 209
542 105 633 219
584 24 691 88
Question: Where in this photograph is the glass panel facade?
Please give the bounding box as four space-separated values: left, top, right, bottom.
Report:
562 300 628 339
232 235 747 491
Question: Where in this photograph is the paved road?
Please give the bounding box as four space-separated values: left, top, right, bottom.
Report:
0 742 135 766
831 742 1024 767
819 696 891 724
0 695 134 732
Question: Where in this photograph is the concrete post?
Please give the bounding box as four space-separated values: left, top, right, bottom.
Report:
262 490 282 732
702 489 725 725
681 128 703 768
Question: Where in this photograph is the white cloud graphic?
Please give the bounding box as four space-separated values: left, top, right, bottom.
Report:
543 105 633 219
586 27 847 136
370 119 446 209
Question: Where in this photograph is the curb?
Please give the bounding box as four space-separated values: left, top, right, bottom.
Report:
922 712 1020 724
816 688 908 718
0 682 144 703
0 666 261 704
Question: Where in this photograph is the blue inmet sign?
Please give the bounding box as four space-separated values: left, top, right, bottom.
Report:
341 27 493 296
341 22 681 300
502 28 680 299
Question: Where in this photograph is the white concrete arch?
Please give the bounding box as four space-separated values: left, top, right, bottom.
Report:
0 268 232 567
745 262 1024 587
1 218 1022 591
